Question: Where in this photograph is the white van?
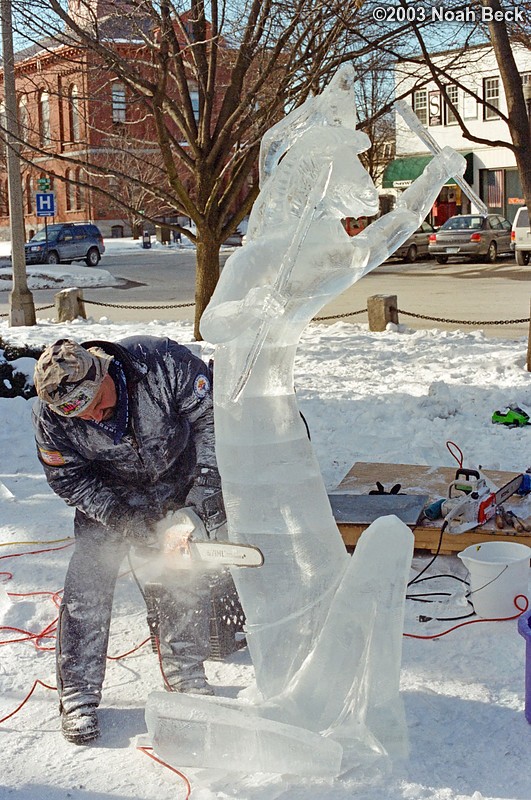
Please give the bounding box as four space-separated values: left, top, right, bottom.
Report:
511 206 530 266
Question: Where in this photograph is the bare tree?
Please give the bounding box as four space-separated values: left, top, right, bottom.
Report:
7 0 416 337
355 55 396 186
358 0 531 223
96 130 166 237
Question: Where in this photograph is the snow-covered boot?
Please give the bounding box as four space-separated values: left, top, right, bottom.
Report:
61 704 100 744
165 676 214 696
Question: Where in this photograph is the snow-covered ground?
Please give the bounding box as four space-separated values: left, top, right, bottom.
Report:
2 315 531 800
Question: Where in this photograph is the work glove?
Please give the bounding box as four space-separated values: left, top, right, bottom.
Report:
368 482 403 495
108 506 160 547
185 465 226 536
156 507 208 552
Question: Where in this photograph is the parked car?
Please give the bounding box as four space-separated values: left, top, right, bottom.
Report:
25 223 105 266
393 221 436 262
428 214 512 264
511 206 530 266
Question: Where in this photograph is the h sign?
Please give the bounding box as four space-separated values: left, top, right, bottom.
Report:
36 192 56 217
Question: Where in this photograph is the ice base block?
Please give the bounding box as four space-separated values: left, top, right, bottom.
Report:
145 692 343 777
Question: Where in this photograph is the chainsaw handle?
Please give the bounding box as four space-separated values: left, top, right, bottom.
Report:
454 468 480 482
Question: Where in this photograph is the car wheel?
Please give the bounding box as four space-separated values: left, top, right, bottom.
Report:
85 247 100 267
46 251 59 264
516 250 530 266
404 244 418 263
436 255 448 264
485 241 497 263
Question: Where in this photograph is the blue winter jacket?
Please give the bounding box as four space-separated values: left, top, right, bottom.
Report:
32 336 217 526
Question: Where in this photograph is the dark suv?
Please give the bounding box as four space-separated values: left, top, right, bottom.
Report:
25 223 105 266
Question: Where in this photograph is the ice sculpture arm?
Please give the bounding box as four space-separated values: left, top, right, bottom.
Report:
352 147 467 274
201 283 286 344
395 100 487 214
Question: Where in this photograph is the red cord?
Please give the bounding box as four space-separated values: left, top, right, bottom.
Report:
155 636 174 691
0 679 56 725
0 543 74 562
107 638 151 660
446 440 463 468
405 595 529 639
0 572 13 582
137 746 191 798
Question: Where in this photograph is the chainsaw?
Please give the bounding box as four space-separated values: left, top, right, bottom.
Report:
157 507 264 568
442 468 524 535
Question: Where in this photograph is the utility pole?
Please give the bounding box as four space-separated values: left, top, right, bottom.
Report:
1 0 35 326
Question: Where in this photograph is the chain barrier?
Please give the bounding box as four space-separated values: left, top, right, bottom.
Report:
1 299 528 328
0 304 54 319
314 309 366 321
395 308 530 326
83 299 194 311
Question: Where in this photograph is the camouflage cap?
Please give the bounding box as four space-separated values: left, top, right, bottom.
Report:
34 339 113 417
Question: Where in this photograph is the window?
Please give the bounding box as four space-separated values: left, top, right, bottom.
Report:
487 169 504 208
39 91 51 145
18 95 28 137
413 90 427 125
190 90 200 124
483 77 500 119
0 179 9 216
76 167 85 209
445 85 459 125
25 175 33 214
69 84 80 142
112 83 126 123
0 103 5 156
65 168 75 210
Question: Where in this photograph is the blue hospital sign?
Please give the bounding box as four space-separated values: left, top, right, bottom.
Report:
35 192 56 217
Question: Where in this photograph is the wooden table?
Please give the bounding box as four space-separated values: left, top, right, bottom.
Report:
334 462 531 553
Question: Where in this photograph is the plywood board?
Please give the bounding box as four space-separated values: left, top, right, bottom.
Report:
334 462 531 553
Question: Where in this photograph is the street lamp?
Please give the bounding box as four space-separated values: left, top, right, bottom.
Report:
1 0 35 326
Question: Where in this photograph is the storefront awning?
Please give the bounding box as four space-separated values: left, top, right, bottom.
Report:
382 152 474 190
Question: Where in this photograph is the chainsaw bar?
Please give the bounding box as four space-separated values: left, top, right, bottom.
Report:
188 540 264 567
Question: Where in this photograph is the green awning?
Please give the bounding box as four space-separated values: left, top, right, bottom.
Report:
382 152 474 189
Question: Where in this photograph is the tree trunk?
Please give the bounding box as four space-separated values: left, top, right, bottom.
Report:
482 0 531 216
194 230 223 340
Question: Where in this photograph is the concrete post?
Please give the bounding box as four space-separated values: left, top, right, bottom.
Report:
55 288 86 322
367 294 398 331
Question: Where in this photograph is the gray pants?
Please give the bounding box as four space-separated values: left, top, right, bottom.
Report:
57 511 211 713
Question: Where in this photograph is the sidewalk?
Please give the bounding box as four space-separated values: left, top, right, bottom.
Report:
1 257 529 340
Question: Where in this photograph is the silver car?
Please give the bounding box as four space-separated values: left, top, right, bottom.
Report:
428 214 512 264
393 221 435 262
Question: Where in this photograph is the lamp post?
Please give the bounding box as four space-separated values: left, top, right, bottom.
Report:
1 0 35 326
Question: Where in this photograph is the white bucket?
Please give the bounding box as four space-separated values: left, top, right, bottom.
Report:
458 541 531 619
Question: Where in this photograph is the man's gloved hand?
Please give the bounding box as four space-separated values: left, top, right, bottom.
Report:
156 507 208 554
109 506 161 547
185 465 226 536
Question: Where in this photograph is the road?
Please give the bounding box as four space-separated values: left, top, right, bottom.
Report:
1 249 530 339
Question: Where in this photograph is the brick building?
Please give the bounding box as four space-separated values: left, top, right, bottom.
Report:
0 1 242 240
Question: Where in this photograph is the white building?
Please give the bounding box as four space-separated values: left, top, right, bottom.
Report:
383 43 530 224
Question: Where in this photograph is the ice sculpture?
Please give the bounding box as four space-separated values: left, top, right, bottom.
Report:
146 65 466 777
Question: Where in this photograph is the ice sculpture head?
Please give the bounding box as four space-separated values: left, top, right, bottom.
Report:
259 64 378 220
260 65 370 178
